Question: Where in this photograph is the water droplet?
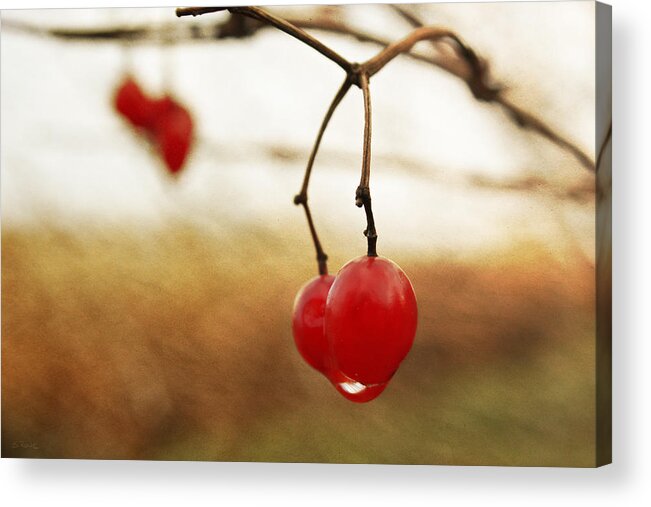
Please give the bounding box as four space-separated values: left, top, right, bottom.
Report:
328 370 388 403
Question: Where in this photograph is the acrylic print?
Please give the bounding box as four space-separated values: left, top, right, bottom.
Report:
1 2 611 466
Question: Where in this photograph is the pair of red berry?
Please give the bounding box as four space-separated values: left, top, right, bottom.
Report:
292 255 418 403
114 76 194 174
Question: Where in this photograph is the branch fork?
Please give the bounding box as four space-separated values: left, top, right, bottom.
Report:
177 5 461 269
175 5 597 273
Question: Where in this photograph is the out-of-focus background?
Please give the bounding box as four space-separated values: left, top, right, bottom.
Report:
2 3 600 465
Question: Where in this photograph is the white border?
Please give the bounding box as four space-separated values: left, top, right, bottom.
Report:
2 0 649 505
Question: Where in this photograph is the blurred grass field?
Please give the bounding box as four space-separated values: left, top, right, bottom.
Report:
2 222 596 465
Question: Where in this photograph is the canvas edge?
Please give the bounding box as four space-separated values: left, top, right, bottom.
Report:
595 0 612 468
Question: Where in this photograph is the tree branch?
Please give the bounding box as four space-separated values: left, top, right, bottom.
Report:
386 4 594 172
5 7 595 171
494 94 595 171
177 6 353 73
362 26 466 78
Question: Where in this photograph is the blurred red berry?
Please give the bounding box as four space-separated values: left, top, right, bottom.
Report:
152 98 194 174
114 77 155 129
114 77 194 174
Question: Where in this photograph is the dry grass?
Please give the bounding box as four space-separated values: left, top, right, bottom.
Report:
2 222 596 465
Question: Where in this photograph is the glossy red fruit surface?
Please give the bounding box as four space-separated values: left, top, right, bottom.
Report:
328 369 387 403
291 274 335 374
114 77 155 129
325 256 417 385
152 97 194 174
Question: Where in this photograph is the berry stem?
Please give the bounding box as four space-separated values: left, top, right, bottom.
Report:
355 72 378 258
294 77 353 276
300 199 329 276
298 77 352 198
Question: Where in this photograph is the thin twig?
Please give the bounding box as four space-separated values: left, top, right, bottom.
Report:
358 73 373 190
297 77 353 196
355 73 378 257
362 26 462 77
198 137 595 204
495 94 595 171
300 200 329 276
177 6 353 73
175 6 228 17
390 4 425 29
294 77 353 274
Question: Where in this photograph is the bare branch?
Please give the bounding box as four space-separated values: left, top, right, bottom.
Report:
385 5 594 172
390 4 425 28
362 26 462 77
495 94 595 172
4 5 596 172
175 6 228 17
178 6 353 73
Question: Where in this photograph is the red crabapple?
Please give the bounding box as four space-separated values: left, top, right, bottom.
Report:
291 274 335 374
114 77 155 129
150 97 194 174
291 273 389 403
325 255 417 386
114 77 194 174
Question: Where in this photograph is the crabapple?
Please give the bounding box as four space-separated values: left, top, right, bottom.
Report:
325 255 417 385
291 273 388 403
291 274 335 374
114 77 194 174
150 97 194 174
114 77 155 129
